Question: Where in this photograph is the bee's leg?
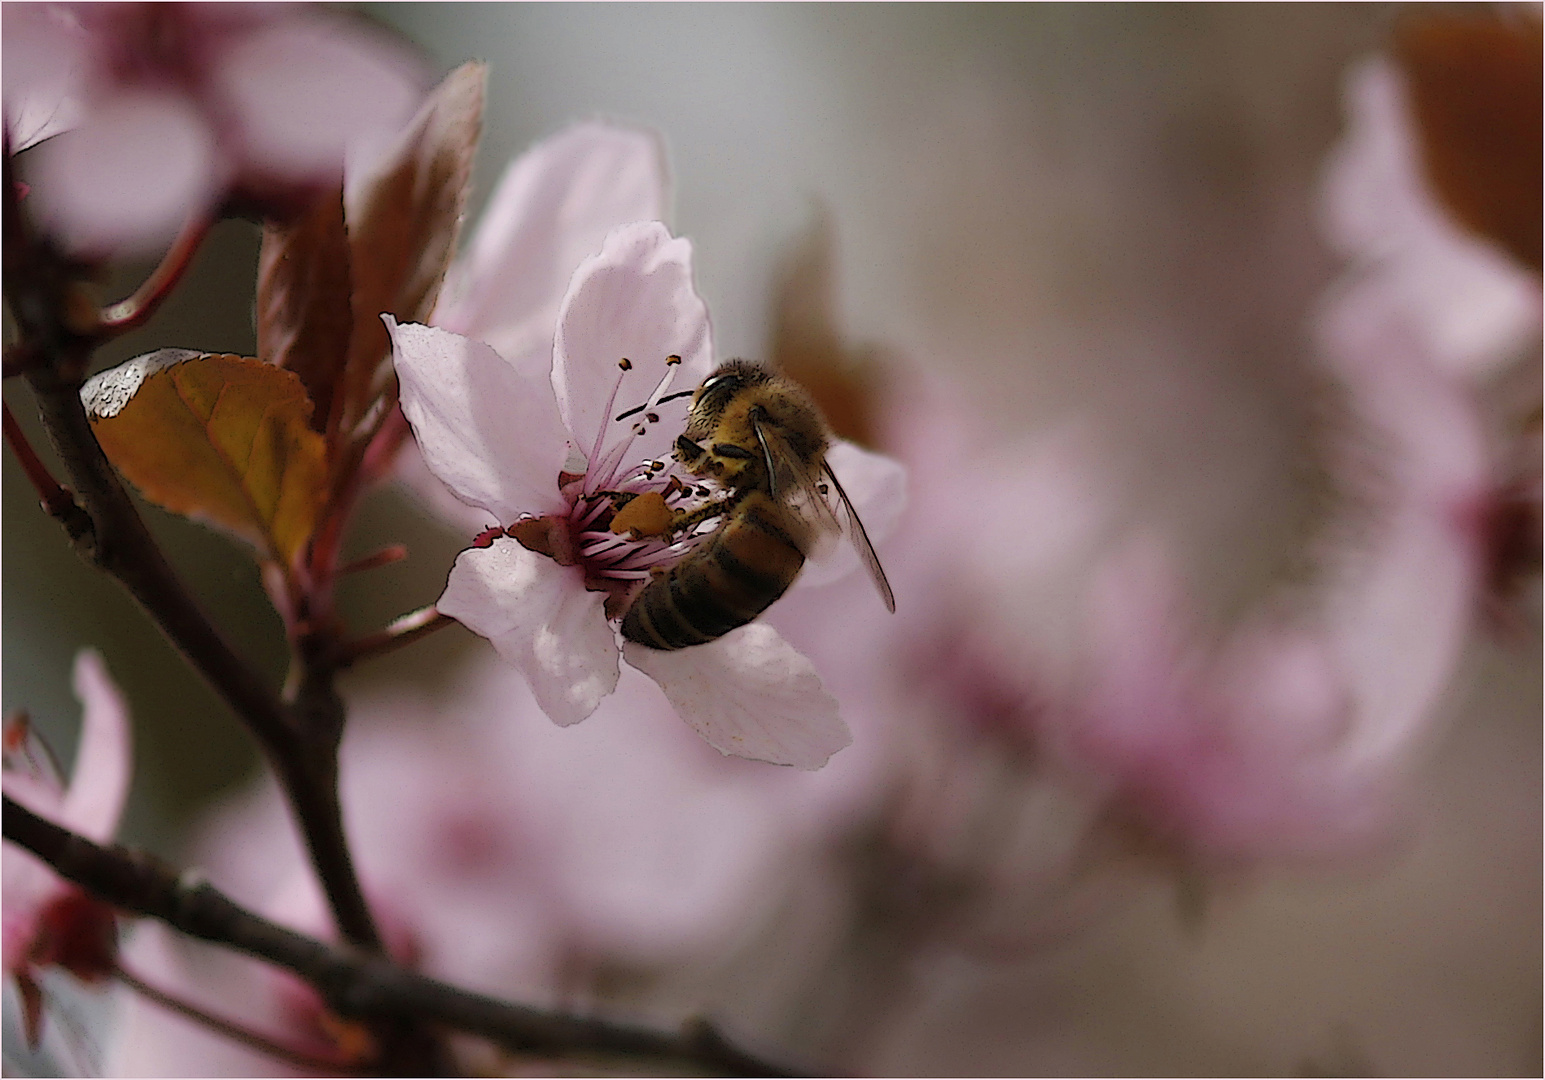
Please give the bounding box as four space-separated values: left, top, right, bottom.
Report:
666 487 750 537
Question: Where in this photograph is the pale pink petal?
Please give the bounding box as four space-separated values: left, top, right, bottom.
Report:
797 439 908 590
27 91 217 256
531 668 794 958
436 121 668 370
389 318 570 523
1072 538 1196 765
623 624 849 769
1326 507 1477 766
214 14 425 182
60 650 132 843
3 651 130 976
551 221 714 469
1 846 55 975
1320 59 1539 378
438 539 619 727
1212 625 1348 760
392 439 501 536
1 3 87 150
1316 275 1488 768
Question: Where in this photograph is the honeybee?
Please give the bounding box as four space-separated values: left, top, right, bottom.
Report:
620 360 895 651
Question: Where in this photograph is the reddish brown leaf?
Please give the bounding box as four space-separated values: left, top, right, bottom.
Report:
256 187 354 432
769 209 883 447
83 350 328 567
340 61 485 440
1395 10 1543 272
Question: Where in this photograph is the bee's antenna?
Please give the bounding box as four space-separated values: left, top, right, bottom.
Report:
616 388 695 422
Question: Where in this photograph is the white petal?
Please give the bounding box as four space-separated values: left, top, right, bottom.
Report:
439 539 620 727
27 91 217 256
388 318 569 523
623 625 849 769
552 222 714 471
798 440 908 590
436 121 668 372
61 649 133 842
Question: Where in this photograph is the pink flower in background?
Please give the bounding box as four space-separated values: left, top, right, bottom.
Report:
110 655 857 1075
756 373 1144 948
1057 523 1472 860
389 220 904 769
1321 54 1541 610
1319 56 1539 380
1035 55 1506 857
3 3 425 255
397 120 670 534
3 650 133 1045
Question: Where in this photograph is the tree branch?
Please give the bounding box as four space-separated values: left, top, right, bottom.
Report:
4 144 383 959
3 799 800 1077
21 362 383 955
3 400 92 540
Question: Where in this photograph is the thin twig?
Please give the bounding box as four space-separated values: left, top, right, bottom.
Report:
3 400 92 537
114 964 364 1074
337 544 409 577
4 341 38 378
337 607 456 669
95 214 212 337
4 799 802 1077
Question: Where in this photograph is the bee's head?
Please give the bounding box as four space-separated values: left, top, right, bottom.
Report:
688 360 769 428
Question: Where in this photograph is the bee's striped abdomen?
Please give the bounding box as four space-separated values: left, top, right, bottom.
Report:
622 494 807 651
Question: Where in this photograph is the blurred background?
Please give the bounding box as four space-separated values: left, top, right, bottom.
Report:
4 4 1538 1075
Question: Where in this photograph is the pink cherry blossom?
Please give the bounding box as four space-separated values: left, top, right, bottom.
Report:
3 650 133 1044
4 3 426 255
389 220 905 769
395 120 670 534
1318 58 1540 381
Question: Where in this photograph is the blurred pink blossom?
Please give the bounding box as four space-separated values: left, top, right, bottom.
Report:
2 650 133 1044
1321 54 1542 611
760 373 1147 957
388 219 904 768
109 652 875 1075
4 3 425 255
1028 53 1509 861
1318 57 1540 381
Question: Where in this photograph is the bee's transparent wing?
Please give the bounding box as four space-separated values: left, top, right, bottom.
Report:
752 414 895 612
752 414 841 535
820 460 896 613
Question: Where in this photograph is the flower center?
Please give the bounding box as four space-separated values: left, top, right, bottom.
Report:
505 355 725 619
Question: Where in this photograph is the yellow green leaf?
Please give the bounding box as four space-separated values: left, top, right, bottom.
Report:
82 350 328 567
